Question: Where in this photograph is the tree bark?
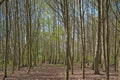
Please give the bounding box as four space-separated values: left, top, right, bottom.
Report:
106 0 110 80
4 0 9 79
94 0 102 74
63 0 70 80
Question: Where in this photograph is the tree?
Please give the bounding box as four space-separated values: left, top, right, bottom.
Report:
102 0 106 72
4 0 9 79
12 0 18 73
26 0 32 73
94 0 102 74
80 0 86 78
63 0 70 80
106 0 110 80
71 0 75 75
114 9 117 72
16 0 21 71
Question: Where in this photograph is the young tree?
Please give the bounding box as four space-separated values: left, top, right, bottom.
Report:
94 0 102 74
106 0 110 80
12 0 18 73
81 0 86 78
26 0 32 73
102 0 106 72
63 0 70 80
4 0 9 79
16 0 21 71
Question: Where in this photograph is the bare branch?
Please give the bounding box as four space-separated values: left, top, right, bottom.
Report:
45 1 63 21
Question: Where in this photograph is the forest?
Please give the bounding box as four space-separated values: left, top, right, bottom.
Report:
0 0 120 80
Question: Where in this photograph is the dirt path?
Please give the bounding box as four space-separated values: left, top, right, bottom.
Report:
0 64 118 80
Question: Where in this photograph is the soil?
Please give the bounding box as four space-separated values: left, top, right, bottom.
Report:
0 64 118 80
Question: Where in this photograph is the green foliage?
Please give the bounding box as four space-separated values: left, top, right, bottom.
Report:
8 60 13 66
87 55 93 62
110 55 114 65
38 53 42 63
0 60 2 67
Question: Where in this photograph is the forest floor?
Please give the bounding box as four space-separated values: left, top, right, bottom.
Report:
0 63 118 80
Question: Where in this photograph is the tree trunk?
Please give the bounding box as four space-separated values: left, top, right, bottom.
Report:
4 0 9 79
106 0 110 80
63 0 70 80
114 10 117 71
94 0 102 74
71 0 75 75
102 0 106 72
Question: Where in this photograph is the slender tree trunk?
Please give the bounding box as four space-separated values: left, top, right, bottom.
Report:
102 0 106 72
71 0 75 75
15 0 21 71
12 6 17 73
106 0 110 79
4 0 9 79
80 0 85 78
94 0 102 74
26 0 30 67
114 11 117 71
29 0 32 71
63 0 70 80
26 0 32 73
91 0 96 70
